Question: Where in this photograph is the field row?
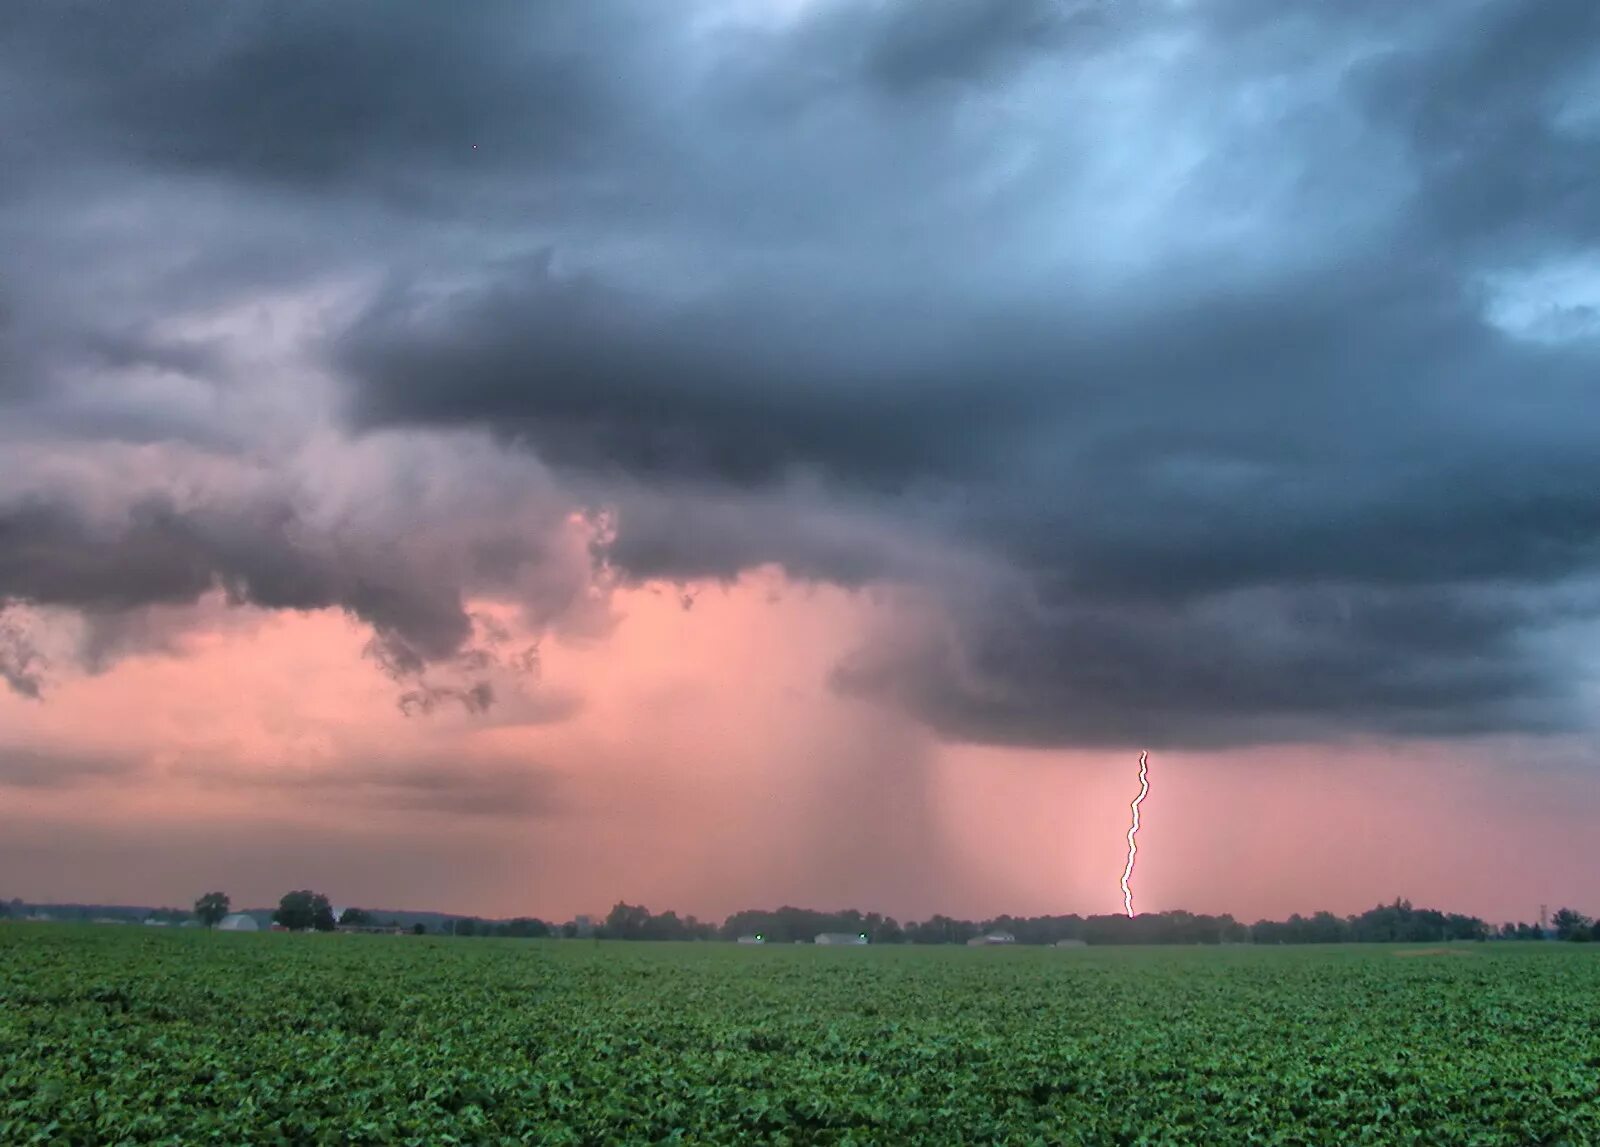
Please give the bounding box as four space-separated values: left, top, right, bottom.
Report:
3 928 1598 1144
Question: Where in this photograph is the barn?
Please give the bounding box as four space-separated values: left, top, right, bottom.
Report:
968 931 1016 946
814 932 868 945
217 913 260 932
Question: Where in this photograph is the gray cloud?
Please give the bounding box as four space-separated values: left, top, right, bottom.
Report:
0 433 611 702
338 265 1036 490
3 0 1600 747
833 581 1591 750
0 493 471 660
0 1 640 195
0 745 134 789
174 752 563 820
0 611 46 699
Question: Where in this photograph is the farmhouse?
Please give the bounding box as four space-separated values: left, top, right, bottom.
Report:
968 931 1016 946
814 932 868 945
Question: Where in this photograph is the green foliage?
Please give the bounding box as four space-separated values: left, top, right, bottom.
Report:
1552 908 1594 942
2 927 1597 1143
272 890 335 933
193 892 231 929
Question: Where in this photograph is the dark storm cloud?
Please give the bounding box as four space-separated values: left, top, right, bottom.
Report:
5 0 1600 746
0 0 635 193
339 267 1038 489
1348 0 1600 252
832 582 1586 749
0 495 471 660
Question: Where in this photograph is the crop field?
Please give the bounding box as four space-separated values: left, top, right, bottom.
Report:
2 927 1597 1145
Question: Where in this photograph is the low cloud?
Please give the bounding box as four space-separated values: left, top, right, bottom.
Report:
176 752 563 821
0 745 136 789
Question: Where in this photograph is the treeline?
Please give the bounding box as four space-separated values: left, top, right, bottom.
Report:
580 897 1598 945
11 894 1596 945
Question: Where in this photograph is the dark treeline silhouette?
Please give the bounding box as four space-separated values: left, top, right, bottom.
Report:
1252 900 1490 944
426 916 556 938
7 894 1594 943
568 897 1595 945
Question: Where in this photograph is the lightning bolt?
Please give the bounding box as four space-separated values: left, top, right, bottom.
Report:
1119 750 1149 918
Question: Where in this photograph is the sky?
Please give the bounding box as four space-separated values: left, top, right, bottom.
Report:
2 0 1598 925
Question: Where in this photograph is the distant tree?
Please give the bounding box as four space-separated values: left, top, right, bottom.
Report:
451 917 479 937
1552 908 1593 942
681 914 717 941
339 907 373 927
411 922 428 935
602 902 652 940
273 890 336 932
503 919 552 938
561 921 579 938
193 891 231 929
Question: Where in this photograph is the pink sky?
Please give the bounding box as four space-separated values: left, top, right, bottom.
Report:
2 569 1593 926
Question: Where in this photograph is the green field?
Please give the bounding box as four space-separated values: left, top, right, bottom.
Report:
2 927 1597 1144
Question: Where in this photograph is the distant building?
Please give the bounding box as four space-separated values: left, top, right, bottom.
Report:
736 934 765 945
968 931 1016 946
574 915 595 939
1054 938 1088 949
815 933 869 946
217 913 259 932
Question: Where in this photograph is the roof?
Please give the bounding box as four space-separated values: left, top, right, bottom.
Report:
968 931 1016 945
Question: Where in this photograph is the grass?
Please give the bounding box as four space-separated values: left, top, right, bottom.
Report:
2 925 1597 1144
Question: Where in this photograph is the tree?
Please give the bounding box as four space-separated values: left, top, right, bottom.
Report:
339 907 373 927
193 891 231 929
1552 907 1593 942
411 922 428 935
273 890 336 932
602 902 652 940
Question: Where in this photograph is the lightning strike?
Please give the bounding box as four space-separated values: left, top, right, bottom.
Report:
1119 750 1149 918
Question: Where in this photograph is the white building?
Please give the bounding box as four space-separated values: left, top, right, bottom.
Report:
736 934 766 945
217 913 260 932
968 931 1016 946
814 932 868 945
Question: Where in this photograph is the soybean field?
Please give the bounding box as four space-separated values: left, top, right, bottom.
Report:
2 926 1597 1144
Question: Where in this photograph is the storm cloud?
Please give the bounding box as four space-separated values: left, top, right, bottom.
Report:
3 0 1599 748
